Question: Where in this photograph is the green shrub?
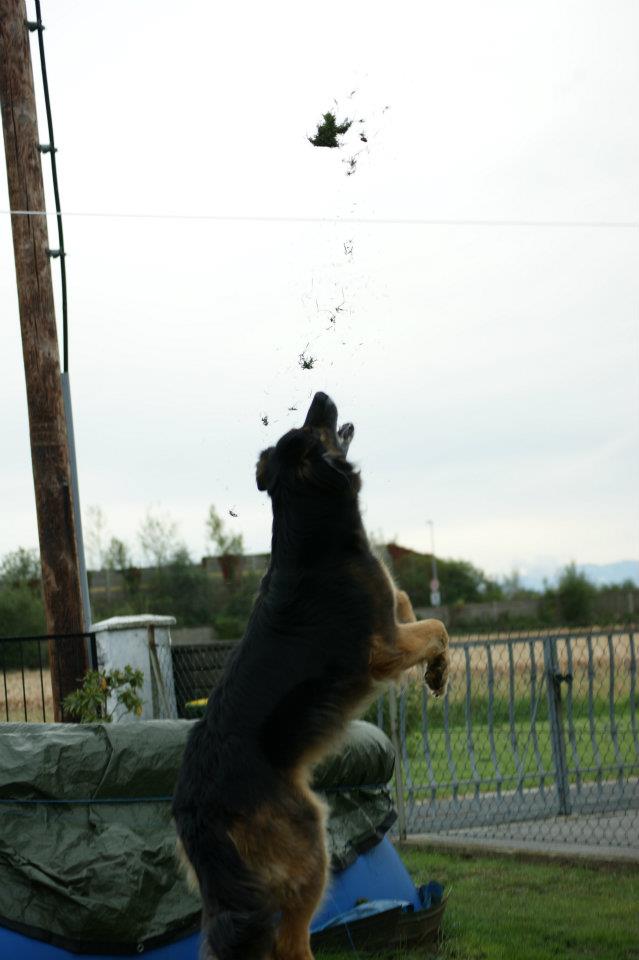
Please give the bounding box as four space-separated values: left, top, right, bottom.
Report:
0 584 46 635
213 614 245 639
63 665 144 723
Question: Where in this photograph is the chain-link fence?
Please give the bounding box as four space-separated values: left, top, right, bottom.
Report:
171 641 237 717
375 628 638 849
170 627 638 850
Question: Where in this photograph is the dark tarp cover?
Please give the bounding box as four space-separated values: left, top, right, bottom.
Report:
0 719 395 953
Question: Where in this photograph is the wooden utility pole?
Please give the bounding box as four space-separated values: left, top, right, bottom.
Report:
0 0 88 719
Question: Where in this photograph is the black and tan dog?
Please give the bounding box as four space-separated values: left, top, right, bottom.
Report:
172 392 449 960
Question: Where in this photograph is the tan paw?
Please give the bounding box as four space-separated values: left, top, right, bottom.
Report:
425 650 450 698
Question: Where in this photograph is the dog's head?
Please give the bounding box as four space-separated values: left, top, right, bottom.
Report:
256 392 359 498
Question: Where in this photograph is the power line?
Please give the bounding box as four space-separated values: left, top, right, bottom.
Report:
2 209 638 229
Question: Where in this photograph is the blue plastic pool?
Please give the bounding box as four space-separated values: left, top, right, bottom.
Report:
0 837 421 958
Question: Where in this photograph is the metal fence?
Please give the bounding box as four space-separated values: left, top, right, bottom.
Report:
376 628 638 849
3 627 637 851
0 633 96 722
171 641 236 717
170 628 638 850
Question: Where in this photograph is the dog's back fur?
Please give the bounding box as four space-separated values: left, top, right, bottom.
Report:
172 394 449 960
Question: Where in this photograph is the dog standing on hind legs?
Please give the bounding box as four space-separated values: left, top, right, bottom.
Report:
172 392 449 960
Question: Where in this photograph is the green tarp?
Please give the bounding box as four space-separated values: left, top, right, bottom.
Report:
0 719 395 953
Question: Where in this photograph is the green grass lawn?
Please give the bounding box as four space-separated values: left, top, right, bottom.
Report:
316 846 639 960
400 707 638 799
369 682 638 802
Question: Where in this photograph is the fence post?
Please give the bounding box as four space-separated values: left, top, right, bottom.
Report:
388 685 408 840
543 636 572 816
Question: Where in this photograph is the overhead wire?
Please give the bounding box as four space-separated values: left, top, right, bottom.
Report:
2 209 638 228
29 0 69 371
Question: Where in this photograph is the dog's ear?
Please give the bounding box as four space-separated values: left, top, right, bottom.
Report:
256 446 275 491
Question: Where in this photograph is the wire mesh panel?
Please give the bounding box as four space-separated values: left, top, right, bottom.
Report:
171 641 237 717
380 630 639 848
556 631 639 816
391 637 559 833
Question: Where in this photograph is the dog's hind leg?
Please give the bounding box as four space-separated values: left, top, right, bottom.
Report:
273 839 327 960
230 787 329 960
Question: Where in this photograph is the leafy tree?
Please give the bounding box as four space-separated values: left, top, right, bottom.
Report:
502 569 522 598
556 563 596 625
104 536 142 604
207 507 245 584
0 548 45 644
0 582 46 641
392 551 503 606
84 505 109 571
138 508 183 569
104 536 131 573
206 505 244 556
0 547 40 587
146 547 213 626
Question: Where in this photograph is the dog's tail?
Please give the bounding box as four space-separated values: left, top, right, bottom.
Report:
184 823 275 960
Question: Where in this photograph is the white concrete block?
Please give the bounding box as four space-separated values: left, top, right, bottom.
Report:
92 614 178 722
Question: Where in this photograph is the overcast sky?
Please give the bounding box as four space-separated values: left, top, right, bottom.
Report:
1 0 638 581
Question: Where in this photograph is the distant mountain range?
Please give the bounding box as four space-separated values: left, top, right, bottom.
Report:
519 560 639 591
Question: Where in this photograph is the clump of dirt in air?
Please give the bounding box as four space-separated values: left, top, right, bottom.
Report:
308 112 352 148
298 352 316 370
344 156 357 176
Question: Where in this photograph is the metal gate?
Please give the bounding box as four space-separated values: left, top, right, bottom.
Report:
378 629 639 843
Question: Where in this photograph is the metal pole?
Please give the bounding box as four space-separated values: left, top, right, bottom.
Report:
426 519 441 607
388 686 408 840
544 636 572 816
61 373 93 650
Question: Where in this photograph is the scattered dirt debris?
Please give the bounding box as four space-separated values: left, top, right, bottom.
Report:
261 415 269 426
308 112 352 148
344 156 358 176
328 300 346 325
298 352 316 370
344 240 354 257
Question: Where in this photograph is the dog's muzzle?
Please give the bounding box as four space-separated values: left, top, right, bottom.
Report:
304 392 354 455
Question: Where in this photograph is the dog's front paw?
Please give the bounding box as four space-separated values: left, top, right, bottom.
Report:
425 650 450 698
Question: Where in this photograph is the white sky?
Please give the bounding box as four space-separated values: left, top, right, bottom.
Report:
1 0 638 579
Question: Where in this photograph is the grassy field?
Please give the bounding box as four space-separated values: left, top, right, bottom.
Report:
1 667 53 721
401 710 637 798
316 847 639 960
370 631 638 800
